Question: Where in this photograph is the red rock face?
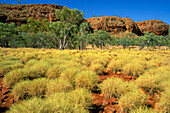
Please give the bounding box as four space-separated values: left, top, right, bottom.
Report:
86 17 169 36
136 20 169 36
0 4 63 24
86 16 142 35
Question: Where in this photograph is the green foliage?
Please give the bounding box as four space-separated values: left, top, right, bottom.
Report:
75 71 98 91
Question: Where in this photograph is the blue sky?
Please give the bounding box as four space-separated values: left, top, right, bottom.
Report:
1 0 170 24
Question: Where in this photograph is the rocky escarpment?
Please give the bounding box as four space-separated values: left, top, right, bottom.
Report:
86 17 169 36
136 20 169 36
0 4 63 24
86 16 143 36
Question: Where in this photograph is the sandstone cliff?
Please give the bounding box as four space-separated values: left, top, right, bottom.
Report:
0 4 63 24
86 16 142 36
0 4 169 36
136 20 169 35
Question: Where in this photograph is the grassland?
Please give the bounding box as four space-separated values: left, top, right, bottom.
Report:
0 47 169 113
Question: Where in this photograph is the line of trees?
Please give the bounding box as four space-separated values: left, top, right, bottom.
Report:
0 7 169 50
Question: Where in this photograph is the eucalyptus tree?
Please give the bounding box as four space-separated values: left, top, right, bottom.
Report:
0 22 22 47
93 30 111 50
55 6 84 50
78 22 90 50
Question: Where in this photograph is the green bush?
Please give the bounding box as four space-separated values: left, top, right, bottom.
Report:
100 77 138 99
12 78 49 100
75 71 98 91
119 90 146 112
46 78 73 97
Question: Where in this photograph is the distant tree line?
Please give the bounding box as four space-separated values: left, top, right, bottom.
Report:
0 7 169 50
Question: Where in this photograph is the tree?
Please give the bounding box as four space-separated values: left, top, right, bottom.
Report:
93 30 111 50
55 6 84 50
77 22 90 50
0 23 22 48
119 37 132 50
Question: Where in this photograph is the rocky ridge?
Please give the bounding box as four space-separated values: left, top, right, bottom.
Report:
0 4 169 36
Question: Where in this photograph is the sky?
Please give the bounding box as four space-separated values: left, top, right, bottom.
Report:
1 0 170 24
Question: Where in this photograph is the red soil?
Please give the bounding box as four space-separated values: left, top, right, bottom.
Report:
0 74 14 112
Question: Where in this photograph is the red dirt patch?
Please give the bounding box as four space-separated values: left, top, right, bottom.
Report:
0 74 14 111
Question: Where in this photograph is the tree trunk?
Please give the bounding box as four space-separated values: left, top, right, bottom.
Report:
92 44 94 50
101 43 103 50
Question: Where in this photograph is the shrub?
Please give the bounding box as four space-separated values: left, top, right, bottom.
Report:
20 54 36 64
12 78 49 100
90 63 105 75
60 68 80 84
46 78 73 97
119 90 146 112
100 77 138 99
75 71 98 91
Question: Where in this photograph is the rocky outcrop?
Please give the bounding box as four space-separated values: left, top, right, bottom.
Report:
136 20 169 36
0 4 63 24
86 16 142 35
86 17 169 36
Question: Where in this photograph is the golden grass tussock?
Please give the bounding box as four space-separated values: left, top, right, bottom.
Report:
45 64 66 79
75 71 98 91
24 59 39 68
20 54 36 64
8 88 92 113
155 88 170 113
119 90 147 112
60 68 81 84
89 63 105 75
46 78 73 97
100 77 139 99
12 78 49 100
135 66 169 93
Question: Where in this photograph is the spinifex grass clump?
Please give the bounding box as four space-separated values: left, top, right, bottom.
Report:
60 68 80 84
4 61 51 86
107 57 130 73
20 54 36 64
75 71 98 91
100 77 138 99
155 88 170 113
8 88 92 113
89 63 105 75
0 60 24 74
130 106 158 113
12 78 49 100
119 90 146 112
46 78 73 96
135 66 169 94
24 59 39 68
